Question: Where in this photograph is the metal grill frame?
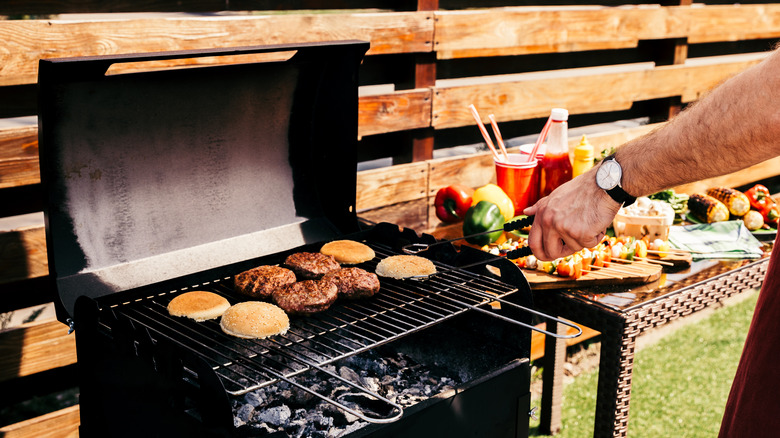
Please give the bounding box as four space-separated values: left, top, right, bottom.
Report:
97 241 534 422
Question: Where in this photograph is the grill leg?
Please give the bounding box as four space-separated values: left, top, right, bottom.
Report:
539 319 567 435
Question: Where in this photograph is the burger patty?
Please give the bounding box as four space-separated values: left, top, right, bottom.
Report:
272 280 338 315
234 265 296 299
322 267 380 300
284 252 340 279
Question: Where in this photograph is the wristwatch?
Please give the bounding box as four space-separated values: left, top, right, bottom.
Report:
596 154 636 206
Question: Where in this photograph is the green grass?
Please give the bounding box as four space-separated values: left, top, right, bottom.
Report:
530 290 759 437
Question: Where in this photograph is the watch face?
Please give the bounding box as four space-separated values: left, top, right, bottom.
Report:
597 160 622 190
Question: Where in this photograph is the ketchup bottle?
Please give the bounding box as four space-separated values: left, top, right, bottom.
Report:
539 108 573 197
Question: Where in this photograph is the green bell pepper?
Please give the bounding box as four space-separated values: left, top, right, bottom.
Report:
463 200 505 245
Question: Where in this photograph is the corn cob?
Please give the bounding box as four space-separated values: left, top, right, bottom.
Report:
688 193 730 223
705 187 751 216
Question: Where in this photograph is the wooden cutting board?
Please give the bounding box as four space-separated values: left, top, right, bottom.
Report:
523 260 663 290
428 224 670 289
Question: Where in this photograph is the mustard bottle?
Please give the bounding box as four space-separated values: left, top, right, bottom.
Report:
572 134 594 178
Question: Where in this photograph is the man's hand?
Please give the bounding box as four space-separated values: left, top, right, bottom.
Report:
523 168 621 261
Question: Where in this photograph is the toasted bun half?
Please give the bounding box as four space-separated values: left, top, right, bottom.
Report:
167 291 231 322
375 255 437 279
220 301 290 339
320 240 376 264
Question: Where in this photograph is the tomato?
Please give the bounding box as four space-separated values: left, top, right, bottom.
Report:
515 257 527 268
556 261 572 277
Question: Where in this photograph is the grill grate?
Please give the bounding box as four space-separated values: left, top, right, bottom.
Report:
110 243 517 389
103 241 573 423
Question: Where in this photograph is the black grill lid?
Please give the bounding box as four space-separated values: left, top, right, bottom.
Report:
38 41 370 320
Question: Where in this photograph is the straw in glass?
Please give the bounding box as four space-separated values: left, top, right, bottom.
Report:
527 114 553 162
468 104 503 162
488 114 510 161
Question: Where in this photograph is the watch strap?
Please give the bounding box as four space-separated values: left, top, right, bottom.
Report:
602 154 636 206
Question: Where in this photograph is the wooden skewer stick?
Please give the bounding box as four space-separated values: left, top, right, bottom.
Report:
634 256 675 266
582 266 623 279
605 259 647 271
593 263 645 276
622 256 672 268
646 249 697 255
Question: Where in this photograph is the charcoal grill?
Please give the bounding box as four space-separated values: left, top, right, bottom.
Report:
38 41 578 437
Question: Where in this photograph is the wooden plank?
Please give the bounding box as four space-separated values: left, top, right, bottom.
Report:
0 126 39 189
0 0 401 15
356 161 428 211
434 5 780 60
0 404 80 438
0 0 223 14
687 4 780 44
432 54 765 129
358 89 431 139
434 6 687 59
0 227 48 285
0 11 434 87
428 152 496 197
358 198 429 231
0 318 77 383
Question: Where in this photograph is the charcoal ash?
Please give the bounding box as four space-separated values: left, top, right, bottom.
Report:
232 350 460 436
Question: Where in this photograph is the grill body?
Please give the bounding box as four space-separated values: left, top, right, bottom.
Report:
38 42 538 437
74 226 534 437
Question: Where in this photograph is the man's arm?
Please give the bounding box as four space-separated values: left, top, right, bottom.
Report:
524 48 780 261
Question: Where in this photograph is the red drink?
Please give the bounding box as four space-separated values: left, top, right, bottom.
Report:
540 151 572 197
495 154 539 216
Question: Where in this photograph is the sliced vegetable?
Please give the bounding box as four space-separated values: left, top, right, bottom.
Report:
434 184 474 223
525 255 538 270
556 259 573 277
634 239 648 258
649 238 671 258
538 260 557 274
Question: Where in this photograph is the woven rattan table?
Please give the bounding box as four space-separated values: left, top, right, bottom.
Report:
532 253 770 438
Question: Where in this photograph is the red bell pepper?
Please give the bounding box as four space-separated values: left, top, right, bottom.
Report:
434 184 474 223
746 184 773 210
745 184 779 225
